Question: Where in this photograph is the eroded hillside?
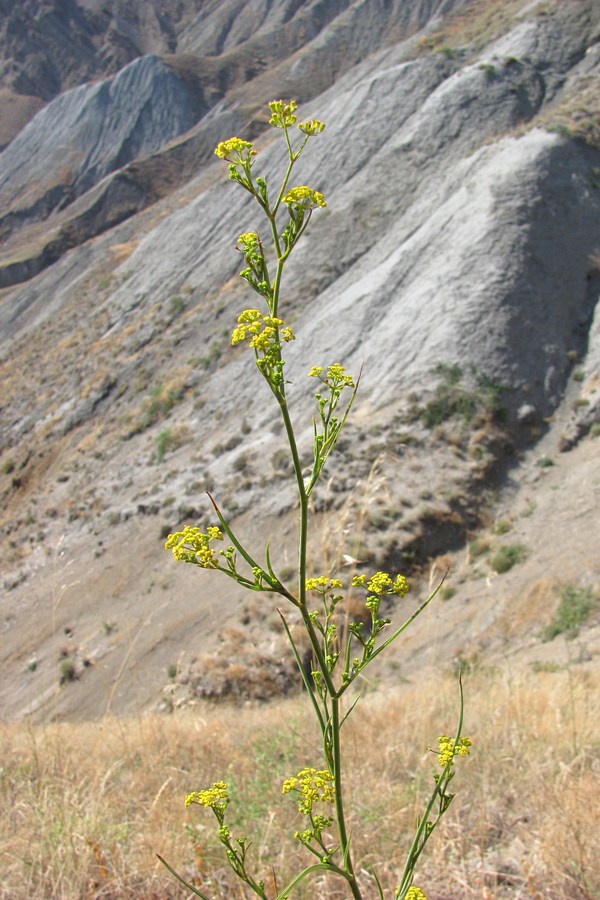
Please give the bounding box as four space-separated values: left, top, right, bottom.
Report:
0 0 599 722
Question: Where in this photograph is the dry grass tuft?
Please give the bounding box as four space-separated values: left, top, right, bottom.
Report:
1 667 599 898
415 0 529 57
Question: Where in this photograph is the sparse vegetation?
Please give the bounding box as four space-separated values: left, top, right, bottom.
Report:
542 584 597 642
417 364 506 431
59 658 78 684
537 74 600 150
537 454 554 468
469 537 490 559
1 671 599 898
155 424 192 463
491 542 527 574
492 517 511 535
415 0 528 57
169 296 185 318
155 428 174 464
478 62 497 80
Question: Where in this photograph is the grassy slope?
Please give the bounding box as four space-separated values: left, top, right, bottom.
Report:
1 668 598 899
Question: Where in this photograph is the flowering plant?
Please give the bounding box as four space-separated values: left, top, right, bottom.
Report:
159 99 470 899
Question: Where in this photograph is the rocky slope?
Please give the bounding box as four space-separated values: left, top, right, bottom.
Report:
0 0 599 722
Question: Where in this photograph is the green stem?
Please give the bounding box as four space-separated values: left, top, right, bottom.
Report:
331 694 362 899
276 860 352 900
277 355 361 898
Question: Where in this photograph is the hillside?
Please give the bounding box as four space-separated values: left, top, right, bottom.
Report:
0 0 599 728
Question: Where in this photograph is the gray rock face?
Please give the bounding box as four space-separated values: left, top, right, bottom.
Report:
0 0 469 285
0 55 204 230
1 0 600 722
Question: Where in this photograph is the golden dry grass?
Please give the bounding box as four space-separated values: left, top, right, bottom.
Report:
1 666 599 899
415 0 528 56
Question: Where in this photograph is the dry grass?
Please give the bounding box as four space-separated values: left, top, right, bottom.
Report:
415 0 528 56
536 75 600 150
1 667 599 899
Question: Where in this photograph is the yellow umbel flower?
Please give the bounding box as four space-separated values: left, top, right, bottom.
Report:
437 735 472 767
405 888 428 900
269 99 298 128
185 782 229 809
214 137 255 159
367 572 393 594
282 185 326 208
282 767 335 815
165 525 222 568
298 118 326 135
392 574 409 597
352 571 409 596
237 232 259 245
231 309 295 348
305 576 343 591
325 363 354 386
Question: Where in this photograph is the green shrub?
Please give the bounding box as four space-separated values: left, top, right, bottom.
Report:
537 455 554 468
492 518 512 535
469 538 490 559
156 429 174 464
491 543 527 574
420 365 506 429
59 659 78 684
169 296 185 317
542 585 596 641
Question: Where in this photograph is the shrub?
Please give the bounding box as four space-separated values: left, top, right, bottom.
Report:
542 585 596 641
469 538 490 559
59 659 78 684
492 518 512 535
491 543 527 574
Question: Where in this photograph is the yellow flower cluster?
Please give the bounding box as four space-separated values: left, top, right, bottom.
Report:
308 363 354 387
352 571 409 597
305 576 343 592
405 888 428 900
298 118 326 135
269 99 298 128
164 525 223 567
326 362 354 385
268 100 326 135
437 735 472 767
282 767 335 815
231 308 295 349
237 232 259 246
185 781 229 809
366 572 392 594
282 185 327 208
214 137 255 160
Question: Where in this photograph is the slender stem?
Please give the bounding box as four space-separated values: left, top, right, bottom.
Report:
276 343 361 897
331 694 362 899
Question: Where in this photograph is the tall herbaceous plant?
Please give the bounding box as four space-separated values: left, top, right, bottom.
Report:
161 100 471 900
